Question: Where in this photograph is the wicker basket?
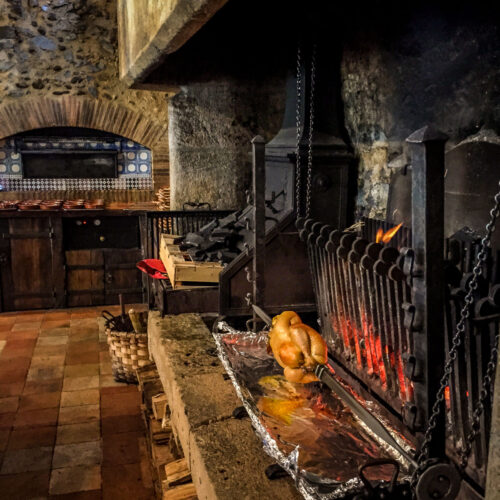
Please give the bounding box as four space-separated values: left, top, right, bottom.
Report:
106 328 150 383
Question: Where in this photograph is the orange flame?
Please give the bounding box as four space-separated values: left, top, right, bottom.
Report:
375 223 403 244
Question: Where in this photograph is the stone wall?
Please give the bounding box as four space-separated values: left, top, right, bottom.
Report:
339 3 500 218
0 0 169 197
169 79 285 210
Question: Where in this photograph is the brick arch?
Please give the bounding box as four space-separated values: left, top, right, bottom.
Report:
0 96 169 199
0 96 167 148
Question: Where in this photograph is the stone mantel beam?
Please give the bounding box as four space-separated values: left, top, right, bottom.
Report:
148 311 301 500
118 0 229 89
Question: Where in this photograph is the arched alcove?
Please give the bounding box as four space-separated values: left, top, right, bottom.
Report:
0 96 169 202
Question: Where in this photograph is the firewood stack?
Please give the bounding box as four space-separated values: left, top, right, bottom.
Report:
136 363 197 500
157 187 171 210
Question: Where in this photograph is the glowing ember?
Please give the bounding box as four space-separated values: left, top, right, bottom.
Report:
375 223 403 244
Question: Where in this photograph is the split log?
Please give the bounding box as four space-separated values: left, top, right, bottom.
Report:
152 393 168 420
165 458 191 487
163 481 197 500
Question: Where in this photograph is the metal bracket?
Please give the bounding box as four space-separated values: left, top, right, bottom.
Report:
402 402 420 431
402 302 421 332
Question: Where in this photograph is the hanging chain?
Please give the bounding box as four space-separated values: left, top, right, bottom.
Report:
411 180 500 489
305 43 316 220
459 327 499 468
295 43 303 222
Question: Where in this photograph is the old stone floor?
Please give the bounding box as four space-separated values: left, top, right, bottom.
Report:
0 306 154 499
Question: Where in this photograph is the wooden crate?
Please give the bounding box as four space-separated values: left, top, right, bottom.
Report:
159 235 222 289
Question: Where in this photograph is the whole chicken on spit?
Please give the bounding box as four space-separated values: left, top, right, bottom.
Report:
268 311 328 383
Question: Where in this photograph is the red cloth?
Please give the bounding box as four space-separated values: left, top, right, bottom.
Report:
136 259 168 279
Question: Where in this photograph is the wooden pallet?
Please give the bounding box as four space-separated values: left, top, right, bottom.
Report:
159 235 223 290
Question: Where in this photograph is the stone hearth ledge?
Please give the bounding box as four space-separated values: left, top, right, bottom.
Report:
148 311 300 500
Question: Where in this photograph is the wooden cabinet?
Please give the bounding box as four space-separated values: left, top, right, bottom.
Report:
102 249 143 305
0 213 144 312
66 248 142 307
0 216 65 311
66 250 105 307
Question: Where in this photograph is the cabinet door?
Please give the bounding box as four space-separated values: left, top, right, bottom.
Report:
0 217 64 311
103 249 143 305
66 250 105 307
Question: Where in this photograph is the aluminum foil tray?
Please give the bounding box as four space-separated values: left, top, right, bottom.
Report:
213 321 411 500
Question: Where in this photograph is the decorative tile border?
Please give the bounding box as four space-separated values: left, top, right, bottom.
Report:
0 136 152 178
0 177 153 191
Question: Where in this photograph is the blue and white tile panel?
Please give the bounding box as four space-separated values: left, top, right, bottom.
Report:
0 136 152 180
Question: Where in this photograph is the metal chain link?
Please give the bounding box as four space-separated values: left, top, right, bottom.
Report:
459 327 499 468
295 43 303 222
305 43 316 219
411 180 500 489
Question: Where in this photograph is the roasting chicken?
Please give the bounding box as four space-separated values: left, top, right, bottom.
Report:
268 311 328 383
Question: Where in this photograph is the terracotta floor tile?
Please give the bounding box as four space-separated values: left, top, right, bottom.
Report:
62 375 100 392
52 441 102 468
2 339 37 356
103 431 141 465
0 382 24 398
61 389 100 407
49 465 101 495
69 331 99 343
99 361 113 376
101 415 143 436
18 392 61 411
0 412 16 429
39 327 71 337
30 354 66 368
0 429 10 451
0 332 9 341
9 329 40 340
0 365 29 383
36 336 68 347
56 421 100 445
102 463 153 500
100 385 137 396
0 470 50 499
64 363 99 378
101 391 140 410
11 321 42 332
100 375 125 389
99 351 111 363
0 355 31 370
7 425 56 450
14 407 58 428
1 446 53 473
43 311 71 321
15 312 45 321
67 342 99 355
0 396 19 414
41 319 71 330
27 364 65 381
71 311 101 319
23 378 63 395
58 404 100 425
66 351 99 365
32 344 67 357
0 316 17 326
